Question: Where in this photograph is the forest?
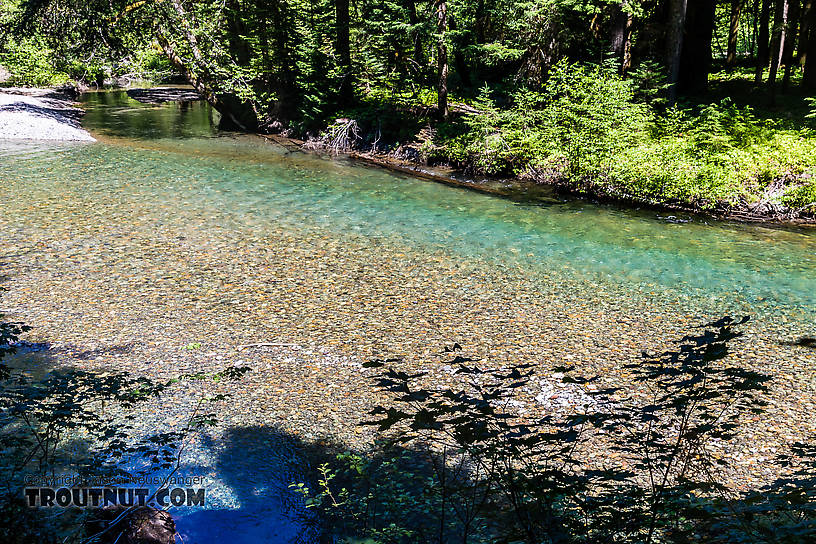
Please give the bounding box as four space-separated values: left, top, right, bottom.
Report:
2 0 816 218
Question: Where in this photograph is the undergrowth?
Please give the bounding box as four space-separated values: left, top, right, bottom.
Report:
435 61 816 212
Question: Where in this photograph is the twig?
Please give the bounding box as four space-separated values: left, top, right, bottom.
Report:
238 342 301 349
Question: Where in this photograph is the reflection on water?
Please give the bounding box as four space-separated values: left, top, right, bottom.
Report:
81 89 219 140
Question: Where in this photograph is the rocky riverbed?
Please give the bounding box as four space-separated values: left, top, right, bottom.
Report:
1 179 813 495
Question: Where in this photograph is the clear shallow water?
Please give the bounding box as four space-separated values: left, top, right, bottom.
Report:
2 90 814 322
2 90 815 543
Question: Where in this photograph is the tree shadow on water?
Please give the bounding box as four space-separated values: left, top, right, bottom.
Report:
186 316 816 544
0 301 253 544
3 289 815 543
173 426 324 544
186 423 452 544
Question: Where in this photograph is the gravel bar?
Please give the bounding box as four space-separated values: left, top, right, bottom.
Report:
0 88 95 141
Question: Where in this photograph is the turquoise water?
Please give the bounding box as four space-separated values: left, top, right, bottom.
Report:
2 91 815 321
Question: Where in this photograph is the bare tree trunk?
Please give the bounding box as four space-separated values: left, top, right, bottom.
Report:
610 4 634 73
155 2 257 129
666 0 688 103
756 0 772 82
436 0 449 120
728 0 744 66
768 0 790 99
168 0 206 68
679 0 717 93
610 4 628 57
798 0 813 67
622 13 634 73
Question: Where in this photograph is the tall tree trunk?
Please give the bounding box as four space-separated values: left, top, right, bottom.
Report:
404 0 426 73
436 0 449 120
225 0 251 66
610 4 628 58
768 0 790 98
804 0 816 86
782 0 800 90
475 0 487 43
336 0 353 104
610 4 634 73
679 0 717 93
728 0 744 66
622 13 634 73
798 0 813 67
666 0 688 103
756 0 772 81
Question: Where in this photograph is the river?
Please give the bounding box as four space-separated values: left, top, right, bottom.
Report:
1 90 814 542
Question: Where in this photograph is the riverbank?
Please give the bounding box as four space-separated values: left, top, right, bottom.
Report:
300 106 816 226
265 122 816 227
0 87 95 141
322 144 816 227
15 83 812 226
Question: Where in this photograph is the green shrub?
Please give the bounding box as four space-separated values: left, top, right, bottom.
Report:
446 61 651 177
613 102 816 208
0 37 70 86
781 180 816 210
439 69 816 213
